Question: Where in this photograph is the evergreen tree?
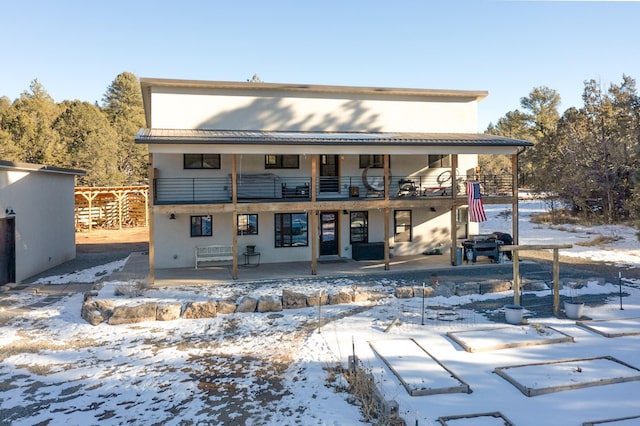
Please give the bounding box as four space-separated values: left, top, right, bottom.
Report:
101 72 147 184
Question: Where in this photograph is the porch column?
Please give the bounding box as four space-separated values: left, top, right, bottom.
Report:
147 153 155 284
512 154 519 244
450 154 458 266
311 155 318 275
384 154 390 270
231 154 238 280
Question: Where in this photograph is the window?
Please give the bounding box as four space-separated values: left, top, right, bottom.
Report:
350 211 368 244
359 155 385 168
428 154 451 168
184 154 221 169
275 213 308 247
191 215 212 237
394 210 412 242
265 154 299 169
237 214 258 235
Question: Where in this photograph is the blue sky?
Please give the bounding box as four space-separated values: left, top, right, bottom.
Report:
3 0 639 131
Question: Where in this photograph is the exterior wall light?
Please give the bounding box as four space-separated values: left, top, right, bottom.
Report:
169 213 176 220
5 207 15 216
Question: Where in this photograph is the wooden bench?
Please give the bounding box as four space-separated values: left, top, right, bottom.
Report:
195 245 234 269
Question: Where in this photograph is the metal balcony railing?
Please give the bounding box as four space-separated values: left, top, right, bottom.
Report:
153 174 514 205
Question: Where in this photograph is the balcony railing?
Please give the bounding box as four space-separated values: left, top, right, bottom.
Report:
153 174 514 205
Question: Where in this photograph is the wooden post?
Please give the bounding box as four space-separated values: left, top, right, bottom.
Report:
231 154 238 280
147 153 155 284
500 244 572 308
512 249 520 305
311 155 317 275
450 155 458 266
553 248 560 316
512 154 519 245
384 154 390 271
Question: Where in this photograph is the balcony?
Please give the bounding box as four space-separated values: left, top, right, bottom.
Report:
153 174 514 205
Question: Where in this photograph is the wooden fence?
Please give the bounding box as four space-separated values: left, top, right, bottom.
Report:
75 186 149 231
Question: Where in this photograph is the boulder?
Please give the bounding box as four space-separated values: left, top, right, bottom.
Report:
156 303 182 321
307 291 328 307
282 289 308 309
394 286 414 299
480 280 512 294
412 286 435 298
455 283 480 296
432 281 455 297
257 295 283 313
328 291 353 305
81 299 114 326
236 296 257 313
353 291 370 303
182 300 217 319
109 302 157 325
216 300 237 315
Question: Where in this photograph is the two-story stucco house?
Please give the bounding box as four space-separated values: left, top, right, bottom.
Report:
136 78 531 282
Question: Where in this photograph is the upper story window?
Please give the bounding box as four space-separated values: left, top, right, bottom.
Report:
359 155 385 168
265 155 299 169
184 154 221 169
428 154 451 168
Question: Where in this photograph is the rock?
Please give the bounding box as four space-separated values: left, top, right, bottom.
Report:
307 291 328 306
480 280 512 294
109 302 157 325
328 291 353 305
455 283 480 296
257 295 283 313
216 300 236 315
412 286 435 298
282 289 308 309
432 281 455 297
81 299 114 326
182 300 217 319
156 303 182 321
353 291 370 302
395 286 414 299
522 280 548 291
236 296 257 313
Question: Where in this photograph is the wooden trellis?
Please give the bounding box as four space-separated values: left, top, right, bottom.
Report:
75 186 149 231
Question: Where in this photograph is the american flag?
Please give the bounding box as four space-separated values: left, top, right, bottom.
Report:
466 181 487 222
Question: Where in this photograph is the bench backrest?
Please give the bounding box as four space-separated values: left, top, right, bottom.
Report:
196 245 233 256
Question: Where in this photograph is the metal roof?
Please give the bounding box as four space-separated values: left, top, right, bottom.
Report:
135 129 533 147
0 159 86 176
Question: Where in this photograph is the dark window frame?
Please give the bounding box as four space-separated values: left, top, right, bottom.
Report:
265 154 299 169
237 213 258 235
394 210 412 242
349 211 369 244
184 154 221 169
190 215 213 237
274 212 308 247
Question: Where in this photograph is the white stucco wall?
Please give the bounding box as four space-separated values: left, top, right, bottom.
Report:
149 87 479 133
0 169 76 282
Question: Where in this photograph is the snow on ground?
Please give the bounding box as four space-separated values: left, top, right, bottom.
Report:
1 199 640 425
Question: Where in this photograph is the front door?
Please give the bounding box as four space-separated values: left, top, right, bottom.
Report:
0 218 16 286
319 155 340 193
319 211 339 256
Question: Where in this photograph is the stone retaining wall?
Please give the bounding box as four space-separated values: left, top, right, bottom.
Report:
82 277 599 326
